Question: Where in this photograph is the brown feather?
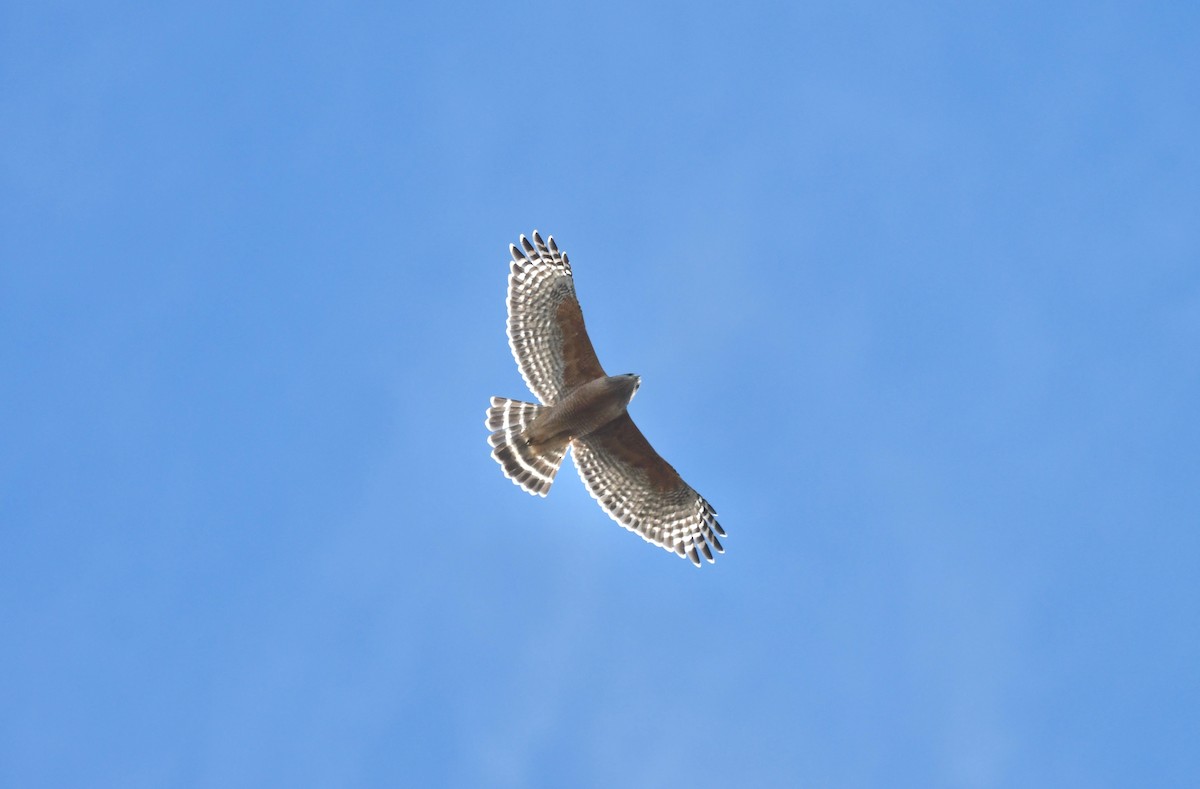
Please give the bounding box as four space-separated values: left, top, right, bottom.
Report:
554 296 607 392
585 413 683 492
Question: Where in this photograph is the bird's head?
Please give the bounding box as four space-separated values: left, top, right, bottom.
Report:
624 373 641 401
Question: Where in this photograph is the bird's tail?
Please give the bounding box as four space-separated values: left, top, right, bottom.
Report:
485 397 568 497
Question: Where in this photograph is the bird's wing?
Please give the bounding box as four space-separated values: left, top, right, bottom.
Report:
572 413 724 567
506 231 606 404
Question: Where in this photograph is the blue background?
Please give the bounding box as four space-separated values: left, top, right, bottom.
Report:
3 2 1198 786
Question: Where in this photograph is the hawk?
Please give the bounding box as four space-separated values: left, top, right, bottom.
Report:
485 231 725 567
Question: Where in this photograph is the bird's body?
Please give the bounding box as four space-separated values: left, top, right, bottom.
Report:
525 374 640 448
485 231 725 566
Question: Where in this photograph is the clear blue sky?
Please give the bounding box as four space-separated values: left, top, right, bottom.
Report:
3 2 1198 787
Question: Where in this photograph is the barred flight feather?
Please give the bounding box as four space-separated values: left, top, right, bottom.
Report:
505 231 605 405
485 396 567 497
572 425 724 568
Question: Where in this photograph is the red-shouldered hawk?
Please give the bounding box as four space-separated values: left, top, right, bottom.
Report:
485 231 725 567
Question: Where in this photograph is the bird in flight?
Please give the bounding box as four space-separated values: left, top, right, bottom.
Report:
485 231 725 566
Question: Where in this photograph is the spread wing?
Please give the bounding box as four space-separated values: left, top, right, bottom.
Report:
572 413 725 567
506 231 606 405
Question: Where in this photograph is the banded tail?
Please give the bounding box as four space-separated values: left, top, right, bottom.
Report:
485 396 568 496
